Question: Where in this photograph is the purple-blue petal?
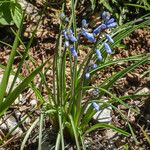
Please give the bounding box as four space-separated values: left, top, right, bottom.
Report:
104 43 112 54
92 101 100 111
93 24 106 35
82 28 96 43
63 30 69 40
92 64 97 69
95 49 102 61
106 18 115 25
105 34 114 43
68 34 77 42
106 22 117 28
70 46 77 57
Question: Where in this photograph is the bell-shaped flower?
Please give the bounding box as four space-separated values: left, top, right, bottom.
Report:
93 24 106 35
104 43 112 54
85 72 90 79
105 34 114 43
81 28 96 43
92 64 97 69
62 30 69 40
95 49 102 61
67 29 77 42
70 46 77 57
106 22 117 28
106 18 115 25
92 101 100 111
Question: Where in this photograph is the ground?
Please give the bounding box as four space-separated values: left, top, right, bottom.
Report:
0 1 150 149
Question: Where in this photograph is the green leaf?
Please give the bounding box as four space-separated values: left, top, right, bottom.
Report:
84 123 130 137
0 61 47 116
90 0 96 10
10 2 22 28
0 2 14 25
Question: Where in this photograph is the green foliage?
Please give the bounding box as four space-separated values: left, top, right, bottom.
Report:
0 0 22 27
97 0 150 24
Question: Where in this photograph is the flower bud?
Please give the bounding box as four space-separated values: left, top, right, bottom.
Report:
82 19 88 28
92 64 97 69
95 49 102 61
92 101 100 111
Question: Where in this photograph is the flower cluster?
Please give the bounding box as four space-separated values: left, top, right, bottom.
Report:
83 11 117 79
60 13 78 57
60 11 117 80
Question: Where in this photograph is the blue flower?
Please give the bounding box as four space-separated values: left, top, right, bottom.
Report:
95 49 102 61
92 101 100 111
106 22 117 28
104 43 112 54
93 24 106 35
106 18 115 25
82 19 88 28
85 72 90 79
63 29 77 42
62 30 69 40
81 28 96 43
67 29 77 42
92 64 97 69
70 46 77 57
105 34 114 43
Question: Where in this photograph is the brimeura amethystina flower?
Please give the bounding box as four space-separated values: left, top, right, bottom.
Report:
63 29 77 43
93 24 106 35
70 46 77 57
81 28 96 43
67 29 77 42
105 34 114 43
92 64 97 69
95 49 102 61
92 101 100 111
104 43 112 54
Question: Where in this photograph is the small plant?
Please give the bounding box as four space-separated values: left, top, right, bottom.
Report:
30 2 149 149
